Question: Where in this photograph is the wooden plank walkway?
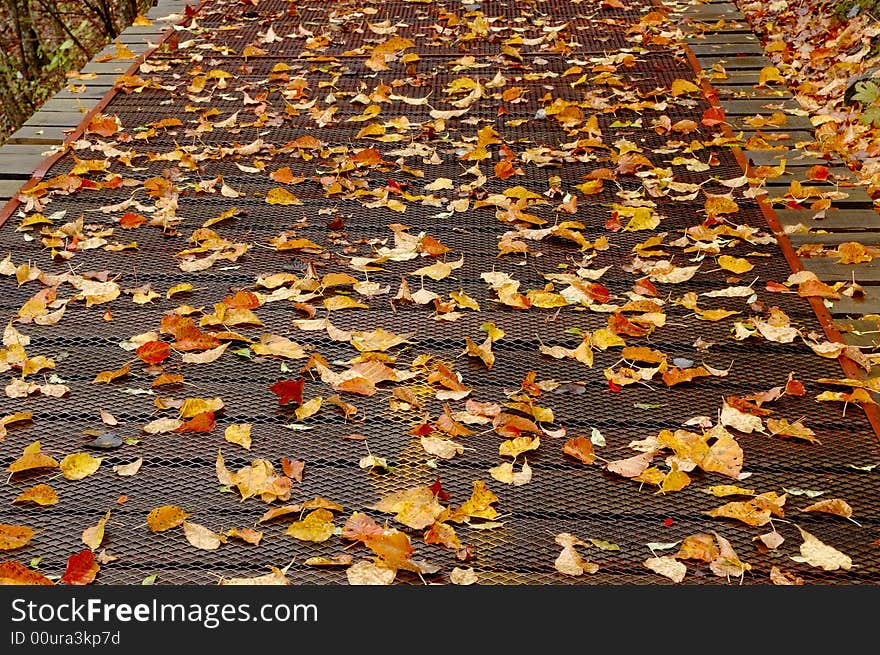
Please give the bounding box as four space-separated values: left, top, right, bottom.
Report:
678 0 880 340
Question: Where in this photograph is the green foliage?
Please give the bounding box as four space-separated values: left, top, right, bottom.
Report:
853 80 880 127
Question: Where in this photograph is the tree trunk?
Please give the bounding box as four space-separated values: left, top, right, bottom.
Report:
3 0 48 80
83 0 120 38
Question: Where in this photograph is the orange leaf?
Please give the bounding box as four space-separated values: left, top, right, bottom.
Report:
0 560 53 585
0 524 35 550
563 436 596 464
146 505 190 532
119 212 147 228
173 411 216 433
86 114 120 137
14 484 58 506
61 550 99 585
93 364 131 383
135 340 170 365
270 167 299 184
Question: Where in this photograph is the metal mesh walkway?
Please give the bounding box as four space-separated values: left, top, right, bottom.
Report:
0 0 878 585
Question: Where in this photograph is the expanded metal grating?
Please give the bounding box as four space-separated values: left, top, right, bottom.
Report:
0 0 878 586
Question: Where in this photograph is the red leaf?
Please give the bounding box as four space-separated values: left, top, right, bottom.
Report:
408 421 434 436
785 376 805 397
663 518 674 527
765 281 790 293
326 216 346 230
136 340 170 365
270 379 304 405
701 107 726 127
633 277 659 297
61 550 99 585
173 411 216 433
430 476 450 501
608 380 622 392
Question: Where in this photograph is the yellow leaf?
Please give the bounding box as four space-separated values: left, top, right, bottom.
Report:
295 397 323 421
499 435 540 458
142 417 184 434
671 78 700 96
8 441 59 474
717 255 753 274
166 283 194 298
82 510 111 550
373 486 445 529
225 424 252 450
409 257 464 281
324 296 368 311
285 508 335 542
180 343 229 363
147 505 190 532
702 485 755 498
266 188 302 205
795 526 851 571
526 290 569 308
60 452 102 481
621 207 660 232
757 66 783 87
179 396 225 418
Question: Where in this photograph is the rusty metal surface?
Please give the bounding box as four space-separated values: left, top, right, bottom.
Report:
0 0 878 586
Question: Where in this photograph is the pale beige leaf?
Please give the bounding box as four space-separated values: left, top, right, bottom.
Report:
644 556 686 583
794 526 852 571
112 457 143 477
183 521 225 551
346 559 396 585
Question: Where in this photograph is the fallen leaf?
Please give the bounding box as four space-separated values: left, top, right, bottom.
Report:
285 509 336 542
8 441 59 474
61 550 99 585
644 556 686 583
112 458 143 477
346 559 396 585
225 424 252 449
0 560 53 585
800 498 853 519
0 524 35 550
183 521 226 550
793 526 852 571
13 484 58 506
60 452 102 481
82 510 111 550
147 505 190 532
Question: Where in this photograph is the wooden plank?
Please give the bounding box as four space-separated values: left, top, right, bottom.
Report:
788 232 880 246
776 209 880 231
762 188 874 209
32 98 96 114
78 61 137 75
52 87 111 101
0 179 26 200
23 112 90 128
834 319 880 345
714 86 792 100
719 99 804 115
689 44 765 57
6 125 68 145
802 258 880 282
696 55 773 70
727 114 814 131
742 150 839 167
684 32 757 43
830 291 880 319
